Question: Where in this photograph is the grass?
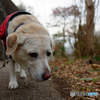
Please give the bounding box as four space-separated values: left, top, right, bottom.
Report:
89 69 100 72
65 60 76 65
76 74 81 76
81 78 97 83
51 66 58 72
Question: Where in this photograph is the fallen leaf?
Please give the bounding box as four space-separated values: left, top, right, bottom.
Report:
94 72 98 75
96 82 100 85
88 82 94 86
76 82 81 85
95 89 100 92
91 64 100 70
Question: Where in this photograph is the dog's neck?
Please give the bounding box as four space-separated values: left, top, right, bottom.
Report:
7 11 31 35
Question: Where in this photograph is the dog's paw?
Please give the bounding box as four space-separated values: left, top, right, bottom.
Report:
8 82 18 89
20 73 26 79
49 77 51 80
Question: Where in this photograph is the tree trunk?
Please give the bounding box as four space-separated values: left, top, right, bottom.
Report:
85 0 95 57
0 0 19 60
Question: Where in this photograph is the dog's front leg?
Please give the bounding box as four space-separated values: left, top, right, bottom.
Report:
24 71 33 86
20 66 26 79
15 62 20 72
9 60 18 89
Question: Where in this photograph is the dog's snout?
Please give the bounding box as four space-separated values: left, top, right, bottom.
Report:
42 68 51 80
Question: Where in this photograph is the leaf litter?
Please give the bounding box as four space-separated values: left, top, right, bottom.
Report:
50 58 100 100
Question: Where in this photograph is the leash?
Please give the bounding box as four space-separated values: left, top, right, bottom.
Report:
0 58 11 69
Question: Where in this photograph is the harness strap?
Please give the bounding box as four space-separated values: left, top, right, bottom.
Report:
6 11 31 36
14 23 24 32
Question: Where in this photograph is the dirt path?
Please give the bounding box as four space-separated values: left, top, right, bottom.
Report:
0 61 66 100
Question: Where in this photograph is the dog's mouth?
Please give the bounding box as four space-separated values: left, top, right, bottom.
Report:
28 67 43 82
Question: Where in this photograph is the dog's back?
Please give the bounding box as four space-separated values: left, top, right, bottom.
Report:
7 14 41 35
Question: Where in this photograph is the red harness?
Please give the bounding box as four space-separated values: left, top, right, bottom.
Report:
0 12 17 47
0 11 31 48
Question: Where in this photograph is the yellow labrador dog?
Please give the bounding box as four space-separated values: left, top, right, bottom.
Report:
2 11 54 89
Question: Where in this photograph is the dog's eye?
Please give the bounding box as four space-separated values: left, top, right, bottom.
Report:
29 53 38 58
47 52 51 57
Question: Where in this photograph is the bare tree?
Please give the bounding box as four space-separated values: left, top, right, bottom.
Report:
85 0 95 57
51 6 80 56
50 0 100 58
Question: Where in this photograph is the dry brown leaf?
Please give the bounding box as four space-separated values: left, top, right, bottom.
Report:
68 73 72 75
96 82 100 85
62 74 68 77
76 82 81 85
76 70 87 73
94 72 98 76
74 76 78 80
85 71 91 74
88 82 94 86
95 88 100 92
91 64 100 69
87 98 95 100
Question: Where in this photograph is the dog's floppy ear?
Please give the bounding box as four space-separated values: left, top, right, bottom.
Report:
6 33 18 55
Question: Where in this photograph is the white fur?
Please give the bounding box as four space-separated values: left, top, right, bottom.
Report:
15 62 26 78
20 68 26 79
15 62 20 72
9 60 18 89
6 14 54 89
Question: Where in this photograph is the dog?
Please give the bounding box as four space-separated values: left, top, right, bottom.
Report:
0 11 54 89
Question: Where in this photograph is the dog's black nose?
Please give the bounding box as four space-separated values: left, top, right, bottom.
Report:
42 69 51 80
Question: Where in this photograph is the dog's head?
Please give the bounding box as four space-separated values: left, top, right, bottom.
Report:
6 23 55 81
